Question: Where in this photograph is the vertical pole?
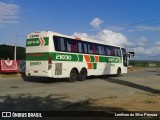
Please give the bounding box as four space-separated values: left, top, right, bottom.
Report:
14 30 18 74
14 30 17 61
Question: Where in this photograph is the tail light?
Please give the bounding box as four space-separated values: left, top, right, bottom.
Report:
48 55 52 70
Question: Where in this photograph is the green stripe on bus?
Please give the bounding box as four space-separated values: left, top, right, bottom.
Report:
26 52 121 63
78 55 83 62
26 52 48 61
99 56 120 63
99 56 108 62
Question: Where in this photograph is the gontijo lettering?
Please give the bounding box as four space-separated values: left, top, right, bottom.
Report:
27 40 40 45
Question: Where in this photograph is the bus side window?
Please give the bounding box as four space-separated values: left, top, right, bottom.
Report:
67 39 77 52
60 38 65 51
101 46 105 55
67 39 71 52
84 43 88 54
106 46 110 56
53 36 60 51
92 44 97 54
109 46 115 56
98 45 105 55
71 41 77 52
116 47 121 56
88 43 91 54
78 42 82 53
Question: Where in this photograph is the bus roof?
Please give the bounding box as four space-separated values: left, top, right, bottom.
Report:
27 31 124 48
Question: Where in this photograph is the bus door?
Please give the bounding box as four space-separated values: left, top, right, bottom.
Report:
122 48 127 67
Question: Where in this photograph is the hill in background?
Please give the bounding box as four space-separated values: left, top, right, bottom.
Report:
129 60 160 67
0 44 25 60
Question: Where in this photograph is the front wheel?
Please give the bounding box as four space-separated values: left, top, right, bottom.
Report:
69 69 78 82
116 68 121 77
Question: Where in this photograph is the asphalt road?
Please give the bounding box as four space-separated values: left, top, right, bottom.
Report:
0 67 160 111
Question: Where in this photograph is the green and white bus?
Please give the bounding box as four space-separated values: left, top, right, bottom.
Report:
26 31 131 82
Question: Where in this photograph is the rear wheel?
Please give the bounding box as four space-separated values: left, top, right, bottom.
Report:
69 69 78 82
78 68 87 81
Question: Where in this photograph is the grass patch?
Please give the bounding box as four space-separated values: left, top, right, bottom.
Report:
143 99 158 104
0 73 20 78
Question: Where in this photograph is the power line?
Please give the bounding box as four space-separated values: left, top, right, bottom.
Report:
83 17 160 33
118 17 160 27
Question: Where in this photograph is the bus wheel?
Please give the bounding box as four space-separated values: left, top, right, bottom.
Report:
116 68 121 77
78 68 87 81
69 69 78 82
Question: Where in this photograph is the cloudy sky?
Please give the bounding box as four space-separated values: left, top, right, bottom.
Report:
0 0 160 60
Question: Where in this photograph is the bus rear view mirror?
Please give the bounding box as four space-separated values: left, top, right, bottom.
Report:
127 52 135 59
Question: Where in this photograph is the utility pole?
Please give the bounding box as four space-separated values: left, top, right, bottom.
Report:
14 30 17 61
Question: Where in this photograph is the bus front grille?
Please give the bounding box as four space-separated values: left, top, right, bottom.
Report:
55 63 62 75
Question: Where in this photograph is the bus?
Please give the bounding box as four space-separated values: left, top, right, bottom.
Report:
25 31 133 82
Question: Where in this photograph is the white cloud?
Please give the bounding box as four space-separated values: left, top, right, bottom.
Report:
73 32 89 38
73 29 127 46
155 41 160 46
131 47 146 55
124 42 136 48
127 42 160 57
137 37 148 46
148 46 160 56
95 29 127 46
126 36 160 56
90 18 103 28
0 2 20 27
126 47 143 56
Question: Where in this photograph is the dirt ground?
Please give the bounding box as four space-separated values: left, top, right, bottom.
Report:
63 67 160 112
64 93 160 111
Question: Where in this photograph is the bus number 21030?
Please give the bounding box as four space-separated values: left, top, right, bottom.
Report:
56 54 72 60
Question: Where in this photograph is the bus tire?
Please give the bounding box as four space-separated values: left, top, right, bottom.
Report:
78 68 87 81
69 69 78 82
116 68 121 77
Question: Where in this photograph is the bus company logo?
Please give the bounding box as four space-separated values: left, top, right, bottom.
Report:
30 62 41 66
